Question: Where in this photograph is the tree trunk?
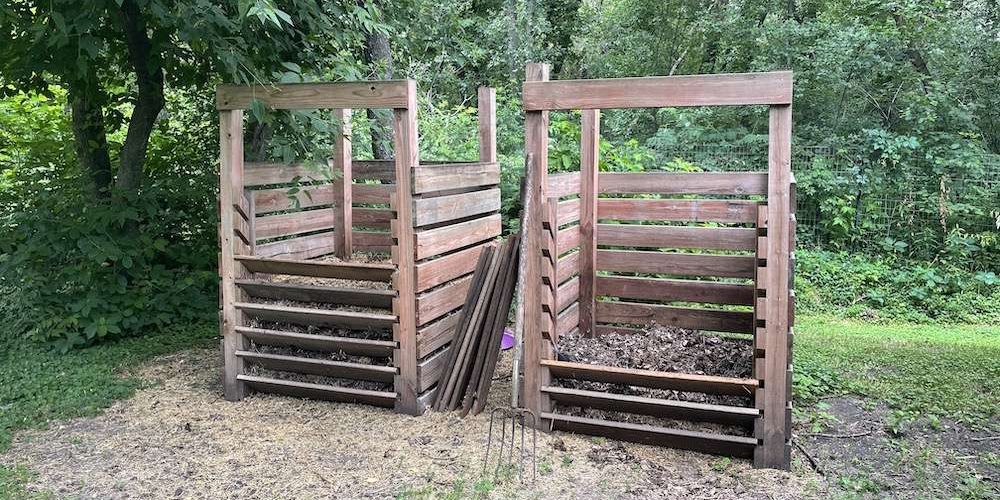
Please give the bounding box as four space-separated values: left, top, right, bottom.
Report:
362 13 394 160
68 70 113 197
117 0 165 194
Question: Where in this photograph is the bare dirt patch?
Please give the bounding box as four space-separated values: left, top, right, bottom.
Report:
0 347 823 499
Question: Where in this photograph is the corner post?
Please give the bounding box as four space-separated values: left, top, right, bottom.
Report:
219 109 248 401
478 87 497 163
579 109 600 337
332 108 353 258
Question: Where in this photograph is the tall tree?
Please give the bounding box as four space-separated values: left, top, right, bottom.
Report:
361 0 395 159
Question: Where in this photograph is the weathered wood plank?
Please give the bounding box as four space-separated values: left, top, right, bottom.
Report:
353 183 393 204
557 198 582 227
414 242 490 292
579 109 598 340
416 312 461 359
412 188 501 227
597 224 757 251
542 301 579 340
598 172 768 195
598 199 758 223
235 255 394 281
596 276 754 306
596 250 755 278
543 250 580 286
220 109 248 401
255 210 335 240
255 231 335 260
244 162 333 187
414 214 502 260
238 375 396 407
235 326 395 358
478 87 497 163
332 108 352 257
235 279 394 308
596 301 754 334
253 185 334 214
236 350 396 383
547 171 581 199
543 276 580 315
353 207 393 229
352 160 396 182
417 346 451 392
236 302 396 329
542 386 758 425
542 359 758 396
412 162 499 194
416 273 474 326
216 81 412 110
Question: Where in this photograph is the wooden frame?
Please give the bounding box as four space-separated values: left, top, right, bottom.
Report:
217 81 499 416
517 64 794 469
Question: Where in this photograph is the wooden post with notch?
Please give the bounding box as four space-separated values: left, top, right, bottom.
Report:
332 108 353 258
579 109 599 337
220 109 249 401
478 87 497 163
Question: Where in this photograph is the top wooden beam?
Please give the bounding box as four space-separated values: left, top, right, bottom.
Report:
522 71 792 111
216 81 414 110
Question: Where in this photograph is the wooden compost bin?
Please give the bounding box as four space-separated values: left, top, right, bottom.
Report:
217 81 501 415
517 64 796 469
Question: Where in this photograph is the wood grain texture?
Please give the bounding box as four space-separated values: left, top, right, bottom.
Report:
216 81 412 110
542 386 758 425
597 224 757 250
543 250 580 286
596 276 754 306
414 214 502 260
254 210 335 240
596 301 754 334
579 109 600 337
417 346 451 392
596 250 756 278
598 172 767 195
236 302 396 329
547 171 581 199
522 71 792 111
236 350 396 383
253 185 334 214
412 188 501 227
235 279 393 308
352 160 396 181
235 255 394 281
598 199 758 223
353 207 393 229
332 108 352 257
542 359 757 396
235 326 396 358
415 273 474 326
255 231 335 260
414 242 490 292
416 312 461 358
557 198 582 227
219 109 248 401
353 183 393 205
412 162 499 194
478 87 497 163
239 375 396 407
244 162 333 187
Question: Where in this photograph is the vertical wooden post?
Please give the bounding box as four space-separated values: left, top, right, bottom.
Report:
755 103 793 470
522 62 551 425
578 109 600 337
220 109 248 401
478 87 497 164
391 81 420 415
332 108 353 258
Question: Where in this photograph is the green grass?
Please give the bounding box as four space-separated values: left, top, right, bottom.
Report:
794 316 1000 425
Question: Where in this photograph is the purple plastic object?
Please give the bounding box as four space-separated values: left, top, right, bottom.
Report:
500 328 515 350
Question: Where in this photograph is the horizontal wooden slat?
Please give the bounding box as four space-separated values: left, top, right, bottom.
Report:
352 160 396 182
255 210 335 240
217 81 412 110
555 302 579 339
544 277 580 314
598 224 757 251
596 250 755 278
542 359 757 396
238 375 396 407
236 326 395 357
523 71 792 111
598 199 758 223
417 346 451 392
543 412 756 458
416 312 461 359
235 280 394 308
596 301 753 334
244 162 333 187
414 214 502 260
353 208 393 229
413 188 501 227
542 386 758 425
596 276 754 305
416 274 473 326
543 250 580 286
414 242 491 292
235 255 394 281
412 162 499 194
557 226 581 255
254 185 334 214
256 231 335 260
237 350 396 382
557 198 581 227
353 231 392 249
548 171 581 199
353 183 393 204
598 173 767 195
236 302 396 330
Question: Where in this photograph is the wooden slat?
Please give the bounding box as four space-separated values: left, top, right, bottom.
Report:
353 208 393 229
543 250 580 286
235 280 394 308
352 160 396 182
542 386 758 425
332 108 352 258
414 242 490 292
416 312 461 359
598 224 757 251
412 188 501 227
416 274 474 326
216 81 412 110
598 199 758 223
557 225 581 255
522 71 792 111
547 171 581 199
219 109 247 401
598 173 767 195
236 326 395 357
557 198 582 227
255 231 335 260
255 210 335 240
353 230 392 249
596 250 755 278
235 255 394 281
236 350 396 382
417 346 451 392
244 162 334 187
236 302 395 329
353 183 393 204
596 276 754 306
412 162 499 194
543 301 579 340
543 412 756 458
596 301 753 334
542 359 757 396
544 276 580 314
579 110 599 339
238 375 396 407
414 214 502 260
253 185 334 214
478 87 497 163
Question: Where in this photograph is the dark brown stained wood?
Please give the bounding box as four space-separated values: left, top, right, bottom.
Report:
543 250 580 286
579 110 599 340
412 162 500 194
598 199 758 223
542 412 756 458
353 208 393 229
417 312 461 358
558 198 582 227
253 185 334 214
236 255 394 281
522 71 792 111
542 359 758 396
598 172 767 196
236 350 396 382
417 346 451 392
412 188 501 227
236 302 395 329
415 273 474 326
414 214 502 260
353 230 392 249
352 160 396 182
542 301 579 340
596 250 755 278
547 171 581 199
596 276 754 306
255 210 335 240
216 81 412 110
234 279 394 308
542 386 759 425
244 162 334 187
353 183 393 204
597 224 757 251
238 375 396 407
557 225 581 256
414 242 490 292
543 276 580 314
596 301 754 334
256 231 336 260
235 326 395 357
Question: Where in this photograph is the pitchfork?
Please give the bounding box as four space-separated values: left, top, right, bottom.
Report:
483 407 537 483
